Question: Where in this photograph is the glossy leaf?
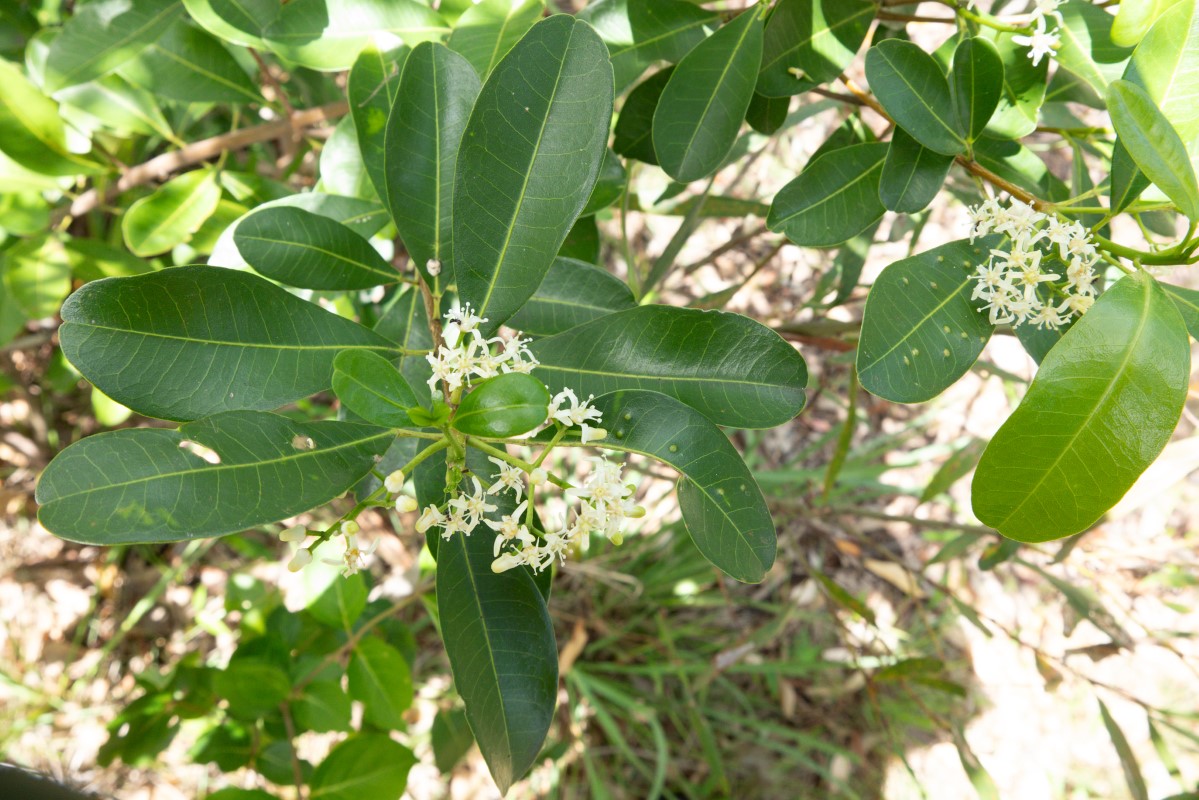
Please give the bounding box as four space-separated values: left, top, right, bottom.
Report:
612 66 673 165
865 39 965 156
348 638 414 729
385 42 480 285
652 6 764 183
373 287 435 396
59 266 396 421
44 0 183 93
309 735 416 800
319 116 374 200
506 257 636 337
1161 282 1199 339
879 127 954 214
1 234 72 319
586 0 717 91
119 20 259 103
1112 0 1183 47
263 0 448 71
333 350 419 428
57 75 174 140
122 169 222 257
568 390 776 583
972 274 1190 542
348 43 408 211
1107 80 1199 220
746 92 789 135
984 31 1048 139
530 305 806 428
757 0 874 97
437 519 557 795
580 148 626 216
951 37 1003 142
453 373 550 438
235 207 399 289
858 237 998 403
182 0 278 48
767 142 888 247
36 411 392 544
0 58 101 176
453 15 613 333
448 0 544 78
1055 1 1133 95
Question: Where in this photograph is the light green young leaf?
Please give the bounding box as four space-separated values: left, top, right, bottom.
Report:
437 521 557 795
44 0 183 93
973 273 1190 542
757 0 875 97
1112 0 1183 47
1107 79 1199 220
452 373 550 438
235 206 399 289
182 0 278 47
263 0 448 71
59 266 397 421
292 680 352 733
348 638 414 729
36 411 393 544
983 31 1048 139
453 15 613 334
951 37 1003 142
529 305 807 429
448 0 544 78
0 58 101 176
1 234 73 319
332 349 419 428
768 141 888 247
385 42 480 285
652 6 764 183
865 39 965 155
1054 1 1133 95
857 237 999 403
122 169 222 257
879 127 954 214
118 19 259 104
506 257 636 337
309 735 416 800
57 74 175 140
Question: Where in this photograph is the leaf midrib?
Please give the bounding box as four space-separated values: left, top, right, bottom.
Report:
760 3 874 73
64 320 392 352
236 233 396 279
51 2 181 88
875 44 963 150
535 362 792 391
859 275 973 373
147 42 260 101
773 153 883 223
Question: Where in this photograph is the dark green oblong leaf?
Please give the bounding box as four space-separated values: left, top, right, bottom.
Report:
454 15 613 333
437 523 557 795
348 43 408 209
59 266 397 421
506 257 636 337
879 127 954 214
235 206 399 289
118 20 260 103
348 638 414 730
612 66 673 166
746 92 790 135
333 350 419 427
262 0 448 71
972 273 1190 542
452 373 550 438
580 148 626 216
857 237 998 403
1161 281 1199 340
584 0 717 91
44 0 183 93
385 42 480 286
447 0 544 79
36 411 392 544
756 0 875 97
122 169 222 257
951 37 1003 142
865 39 965 156
1108 79 1199 220
652 6 764 183
767 141 888 247
529 305 807 429
309 735 416 800
564 390 776 583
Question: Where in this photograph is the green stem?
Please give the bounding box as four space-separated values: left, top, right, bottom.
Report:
532 424 568 468
937 0 1029 32
467 439 574 490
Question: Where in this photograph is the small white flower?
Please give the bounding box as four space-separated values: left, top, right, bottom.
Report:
548 388 603 428
486 456 526 501
395 494 419 514
1012 17 1059 67
280 524 308 543
287 548 313 572
580 424 607 444
384 469 406 494
449 476 498 528
416 504 445 533
530 467 548 486
322 531 377 578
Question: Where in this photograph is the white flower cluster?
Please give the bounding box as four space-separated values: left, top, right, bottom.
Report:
1011 0 1062 67
281 519 377 578
417 453 641 574
967 197 1099 330
425 304 537 395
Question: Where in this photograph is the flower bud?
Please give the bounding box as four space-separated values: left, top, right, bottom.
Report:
384 469 406 494
340 519 360 536
627 505 647 519
279 524 307 543
416 505 445 533
288 548 313 572
580 425 607 444
530 467 548 486
395 495 419 514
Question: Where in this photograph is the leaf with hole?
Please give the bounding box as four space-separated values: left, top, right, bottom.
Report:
972 273 1190 542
